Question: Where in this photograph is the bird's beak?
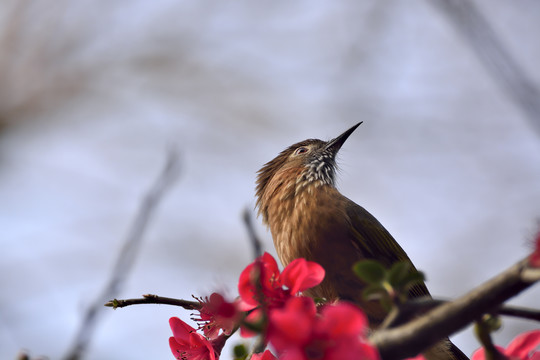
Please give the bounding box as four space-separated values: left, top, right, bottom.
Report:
325 122 363 154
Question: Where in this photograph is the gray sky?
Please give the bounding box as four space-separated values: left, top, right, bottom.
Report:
1 1 539 359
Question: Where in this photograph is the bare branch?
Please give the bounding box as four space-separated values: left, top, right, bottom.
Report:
431 0 540 135
243 208 263 259
63 148 180 360
496 304 540 322
381 297 540 330
372 258 540 360
105 294 200 310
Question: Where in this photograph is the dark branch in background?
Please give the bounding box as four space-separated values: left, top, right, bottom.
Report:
371 258 540 360
242 207 268 354
105 294 200 310
63 147 181 360
431 0 540 135
495 303 540 322
243 208 263 259
381 297 540 330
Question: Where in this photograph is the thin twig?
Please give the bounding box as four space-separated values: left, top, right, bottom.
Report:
105 294 200 310
430 0 540 135
242 208 269 353
63 148 180 360
497 304 540 322
371 258 540 360
243 208 263 259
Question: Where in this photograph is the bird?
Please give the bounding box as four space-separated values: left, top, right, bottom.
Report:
255 122 467 360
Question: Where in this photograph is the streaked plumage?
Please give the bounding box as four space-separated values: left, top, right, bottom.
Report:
255 123 467 360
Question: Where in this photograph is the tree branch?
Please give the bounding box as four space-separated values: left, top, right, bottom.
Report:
430 0 540 135
105 294 200 310
371 258 540 360
496 304 540 322
243 208 263 259
63 147 180 360
381 297 540 330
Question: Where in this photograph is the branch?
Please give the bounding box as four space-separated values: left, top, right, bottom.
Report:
497 303 540 322
371 258 540 360
105 294 200 310
243 208 263 259
63 147 181 360
430 0 540 135
381 297 540 330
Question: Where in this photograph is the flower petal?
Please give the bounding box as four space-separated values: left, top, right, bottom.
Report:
261 252 280 276
326 340 380 360
251 350 278 360
279 346 306 360
471 347 484 360
505 329 540 359
268 297 317 351
281 258 325 294
170 317 196 343
238 262 261 310
238 252 282 309
240 309 264 338
471 346 509 360
318 302 369 338
169 336 183 358
169 317 216 360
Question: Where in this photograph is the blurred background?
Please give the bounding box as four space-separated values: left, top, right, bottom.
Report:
1 0 539 359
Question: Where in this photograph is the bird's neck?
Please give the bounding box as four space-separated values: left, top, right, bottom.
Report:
259 169 343 265
259 167 334 224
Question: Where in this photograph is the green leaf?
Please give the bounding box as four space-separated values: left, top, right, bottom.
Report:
388 261 411 287
353 260 387 284
402 271 426 289
233 344 248 360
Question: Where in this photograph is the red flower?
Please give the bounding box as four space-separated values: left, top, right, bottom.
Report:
267 296 379 360
194 293 240 339
238 252 325 311
472 330 540 360
281 257 327 295
169 317 217 360
238 252 284 311
251 350 278 360
237 253 325 339
239 307 265 338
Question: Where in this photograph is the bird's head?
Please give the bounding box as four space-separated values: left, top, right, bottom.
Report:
255 122 362 220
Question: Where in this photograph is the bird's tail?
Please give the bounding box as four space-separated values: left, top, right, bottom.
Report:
448 341 470 360
423 339 469 360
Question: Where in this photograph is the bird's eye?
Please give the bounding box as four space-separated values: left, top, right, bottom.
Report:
294 147 308 155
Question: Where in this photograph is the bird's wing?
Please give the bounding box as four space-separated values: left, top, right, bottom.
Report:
345 201 430 298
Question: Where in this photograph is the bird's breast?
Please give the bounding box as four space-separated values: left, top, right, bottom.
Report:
267 185 351 266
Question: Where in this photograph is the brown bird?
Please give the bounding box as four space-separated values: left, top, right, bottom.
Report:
255 123 467 360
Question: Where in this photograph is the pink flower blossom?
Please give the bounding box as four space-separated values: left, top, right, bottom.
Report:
169 317 217 360
194 293 239 339
237 252 325 311
472 330 540 360
237 252 325 339
267 296 379 360
251 350 278 360
281 257 327 295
